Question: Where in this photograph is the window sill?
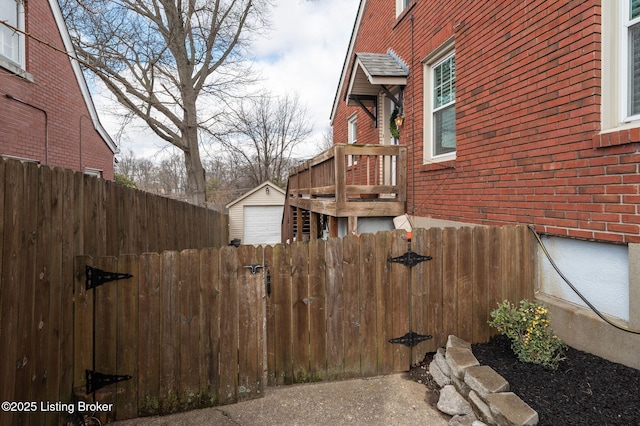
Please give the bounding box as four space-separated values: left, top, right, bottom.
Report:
0 57 34 82
419 159 456 172
593 125 640 148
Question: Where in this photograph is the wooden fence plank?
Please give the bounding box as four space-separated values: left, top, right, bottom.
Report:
375 231 394 375
291 241 310 382
138 252 161 416
442 227 459 340
520 226 536 301
457 227 474 342
309 239 327 381
94 256 118 423
273 243 294 384
390 231 411 371
46 167 64 425
264 245 277 386
502 226 517 304
422 227 443 356
359 233 377 375
237 245 264 401
487 227 504 337
32 166 52 426
219 246 239 405
59 169 76 405
342 234 360 378
159 251 180 413
0 161 22 426
116 255 139 420
199 247 220 406
178 249 201 410
325 237 345 380
472 227 490 343
14 162 38 426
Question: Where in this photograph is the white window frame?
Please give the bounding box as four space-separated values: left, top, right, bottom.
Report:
347 114 358 166
395 0 411 17
0 0 25 71
602 1 640 131
423 39 456 163
624 0 640 121
84 168 103 178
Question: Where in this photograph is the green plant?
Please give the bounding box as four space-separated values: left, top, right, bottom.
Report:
489 299 567 370
390 107 400 139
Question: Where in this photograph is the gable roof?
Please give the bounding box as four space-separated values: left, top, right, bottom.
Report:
330 0 367 124
49 0 118 154
225 181 286 209
346 52 408 106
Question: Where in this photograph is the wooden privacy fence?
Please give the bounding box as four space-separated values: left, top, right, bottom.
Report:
0 158 228 426
68 225 534 422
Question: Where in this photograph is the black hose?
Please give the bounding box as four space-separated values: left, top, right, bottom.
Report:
528 225 640 335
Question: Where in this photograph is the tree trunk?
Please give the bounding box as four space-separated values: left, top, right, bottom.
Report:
183 128 206 206
182 90 206 206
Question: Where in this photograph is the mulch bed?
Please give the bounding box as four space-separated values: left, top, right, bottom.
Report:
409 335 640 425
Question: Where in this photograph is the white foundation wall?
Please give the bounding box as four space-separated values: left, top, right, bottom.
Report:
538 235 629 321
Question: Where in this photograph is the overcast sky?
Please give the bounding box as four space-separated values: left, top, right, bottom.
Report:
103 0 360 161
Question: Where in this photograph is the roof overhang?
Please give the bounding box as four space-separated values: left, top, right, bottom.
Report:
345 52 408 107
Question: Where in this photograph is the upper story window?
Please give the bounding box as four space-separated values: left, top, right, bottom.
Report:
423 42 456 163
347 114 357 166
602 1 640 131
0 0 25 69
396 0 412 17
628 0 640 117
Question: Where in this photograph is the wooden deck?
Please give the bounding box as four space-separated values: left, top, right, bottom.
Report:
283 144 407 240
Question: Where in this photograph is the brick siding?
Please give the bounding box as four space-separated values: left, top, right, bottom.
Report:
333 0 640 244
0 1 114 179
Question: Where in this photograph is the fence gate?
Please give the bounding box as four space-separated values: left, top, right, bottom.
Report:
73 246 267 423
387 240 433 355
69 226 535 422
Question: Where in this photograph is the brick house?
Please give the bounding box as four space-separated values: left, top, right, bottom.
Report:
0 0 116 178
284 0 640 368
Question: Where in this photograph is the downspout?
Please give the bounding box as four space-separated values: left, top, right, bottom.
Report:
5 93 49 165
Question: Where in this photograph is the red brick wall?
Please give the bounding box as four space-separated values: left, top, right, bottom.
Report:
0 1 114 179
332 0 640 244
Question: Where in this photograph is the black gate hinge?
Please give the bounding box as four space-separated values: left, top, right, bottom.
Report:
86 266 133 290
388 251 432 268
388 331 433 347
85 370 132 394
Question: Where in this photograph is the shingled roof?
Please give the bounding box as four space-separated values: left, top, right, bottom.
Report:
345 52 408 107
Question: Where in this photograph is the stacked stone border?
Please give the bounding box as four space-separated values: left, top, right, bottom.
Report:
429 335 539 426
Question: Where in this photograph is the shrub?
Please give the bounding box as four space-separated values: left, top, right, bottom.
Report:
489 299 567 370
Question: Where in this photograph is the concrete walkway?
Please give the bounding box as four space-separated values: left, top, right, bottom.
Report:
111 374 449 426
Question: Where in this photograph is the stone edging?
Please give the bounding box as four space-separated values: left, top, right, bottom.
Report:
429 335 539 426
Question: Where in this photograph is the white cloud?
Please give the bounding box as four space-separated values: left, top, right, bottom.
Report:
100 0 360 162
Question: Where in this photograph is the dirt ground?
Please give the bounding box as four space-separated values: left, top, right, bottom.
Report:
409 335 640 426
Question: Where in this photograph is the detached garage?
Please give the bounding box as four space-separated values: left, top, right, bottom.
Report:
226 181 285 245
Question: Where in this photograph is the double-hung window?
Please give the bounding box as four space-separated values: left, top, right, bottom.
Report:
628 0 640 118
0 0 24 69
424 45 456 162
432 54 456 156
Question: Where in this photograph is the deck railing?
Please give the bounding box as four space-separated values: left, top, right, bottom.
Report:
283 144 407 240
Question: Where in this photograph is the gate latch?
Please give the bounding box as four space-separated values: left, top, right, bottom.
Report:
244 263 266 274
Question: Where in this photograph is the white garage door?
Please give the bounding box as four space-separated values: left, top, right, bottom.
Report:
243 206 283 245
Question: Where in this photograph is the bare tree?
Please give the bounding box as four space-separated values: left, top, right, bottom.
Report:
61 0 269 205
220 93 312 188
